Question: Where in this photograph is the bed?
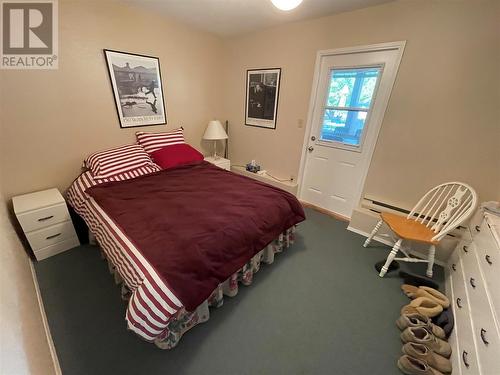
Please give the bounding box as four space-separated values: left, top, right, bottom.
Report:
67 160 305 349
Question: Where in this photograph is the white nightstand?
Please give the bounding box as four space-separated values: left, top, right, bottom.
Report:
12 188 80 261
204 156 231 171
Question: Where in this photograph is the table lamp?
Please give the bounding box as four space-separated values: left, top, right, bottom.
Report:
203 120 228 159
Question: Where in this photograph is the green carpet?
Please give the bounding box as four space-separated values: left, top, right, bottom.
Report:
34 208 443 375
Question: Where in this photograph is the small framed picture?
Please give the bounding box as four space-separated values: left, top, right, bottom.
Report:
245 68 281 129
104 49 167 128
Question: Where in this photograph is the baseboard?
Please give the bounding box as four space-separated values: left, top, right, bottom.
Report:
300 200 349 222
30 260 62 375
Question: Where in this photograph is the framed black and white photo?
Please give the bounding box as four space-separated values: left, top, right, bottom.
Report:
104 49 166 128
245 68 281 129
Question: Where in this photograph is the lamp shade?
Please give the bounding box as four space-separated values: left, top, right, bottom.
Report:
203 120 228 140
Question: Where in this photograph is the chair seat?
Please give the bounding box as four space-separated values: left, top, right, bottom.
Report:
381 212 439 244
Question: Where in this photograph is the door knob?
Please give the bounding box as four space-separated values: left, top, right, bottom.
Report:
311 136 316 141
308 146 314 152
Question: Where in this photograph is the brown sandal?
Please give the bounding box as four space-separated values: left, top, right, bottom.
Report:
418 286 450 308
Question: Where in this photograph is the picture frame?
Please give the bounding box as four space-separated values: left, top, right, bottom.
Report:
104 49 167 128
245 68 281 129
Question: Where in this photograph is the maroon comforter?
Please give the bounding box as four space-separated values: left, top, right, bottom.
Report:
87 162 305 311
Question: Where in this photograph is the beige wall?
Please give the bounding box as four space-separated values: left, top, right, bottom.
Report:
1 0 497 206
222 0 500 208
0 187 56 374
0 0 225 200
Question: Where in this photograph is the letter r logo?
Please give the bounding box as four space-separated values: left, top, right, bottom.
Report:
2 2 53 54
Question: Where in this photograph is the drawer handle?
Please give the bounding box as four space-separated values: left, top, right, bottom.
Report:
469 278 476 288
462 351 470 368
452 263 457 271
456 297 463 308
463 245 468 253
475 225 480 232
46 233 61 240
480 328 489 345
37 215 54 222
485 255 492 265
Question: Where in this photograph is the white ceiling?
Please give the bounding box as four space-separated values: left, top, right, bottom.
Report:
122 0 395 37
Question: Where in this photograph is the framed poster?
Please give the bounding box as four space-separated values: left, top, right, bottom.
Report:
245 68 281 129
104 49 166 128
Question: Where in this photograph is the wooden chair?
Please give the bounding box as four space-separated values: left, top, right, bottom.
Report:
363 182 477 278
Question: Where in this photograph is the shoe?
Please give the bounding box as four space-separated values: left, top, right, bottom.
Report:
396 313 446 339
418 287 450 308
399 271 439 289
401 297 443 318
433 309 454 339
402 343 452 373
401 285 450 309
397 355 444 375
401 327 452 358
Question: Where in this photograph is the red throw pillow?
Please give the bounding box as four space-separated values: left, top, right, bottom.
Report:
151 143 204 169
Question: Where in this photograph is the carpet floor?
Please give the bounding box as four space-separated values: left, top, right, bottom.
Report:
34 207 444 375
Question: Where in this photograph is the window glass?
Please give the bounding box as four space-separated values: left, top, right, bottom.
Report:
320 67 380 147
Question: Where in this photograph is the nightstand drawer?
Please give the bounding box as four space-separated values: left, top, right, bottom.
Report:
34 236 80 261
17 203 70 232
26 220 77 250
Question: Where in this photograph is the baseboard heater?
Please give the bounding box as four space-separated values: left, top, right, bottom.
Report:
361 196 465 235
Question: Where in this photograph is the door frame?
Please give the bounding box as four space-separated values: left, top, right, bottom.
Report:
297 41 406 216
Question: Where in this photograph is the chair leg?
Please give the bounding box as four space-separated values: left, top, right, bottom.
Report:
426 245 436 278
364 220 383 248
379 239 402 278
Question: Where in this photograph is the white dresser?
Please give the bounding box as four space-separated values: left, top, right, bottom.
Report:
13 188 80 261
446 210 500 375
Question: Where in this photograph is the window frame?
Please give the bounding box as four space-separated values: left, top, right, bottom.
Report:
316 64 385 153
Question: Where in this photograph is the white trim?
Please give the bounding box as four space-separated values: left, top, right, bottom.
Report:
29 260 62 375
297 41 406 216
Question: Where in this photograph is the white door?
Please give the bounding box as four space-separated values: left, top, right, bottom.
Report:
299 42 405 218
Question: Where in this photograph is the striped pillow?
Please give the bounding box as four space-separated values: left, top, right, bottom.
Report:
85 144 155 179
93 164 161 184
136 128 185 154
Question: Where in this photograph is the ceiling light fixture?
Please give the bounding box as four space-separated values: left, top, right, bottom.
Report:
271 0 303 11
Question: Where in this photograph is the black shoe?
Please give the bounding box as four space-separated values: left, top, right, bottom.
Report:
398 270 439 290
433 308 454 338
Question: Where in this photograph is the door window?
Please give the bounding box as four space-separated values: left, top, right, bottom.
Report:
320 67 381 148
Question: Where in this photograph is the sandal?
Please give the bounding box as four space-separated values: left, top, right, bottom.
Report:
401 285 450 309
419 286 450 308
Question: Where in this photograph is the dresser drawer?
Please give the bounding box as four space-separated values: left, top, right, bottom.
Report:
34 236 80 261
474 220 498 252
474 245 500 323
470 307 500 375
469 210 484 239
461 244 494 322
17 203 70 233
26 220 77 250
452 262 481 374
